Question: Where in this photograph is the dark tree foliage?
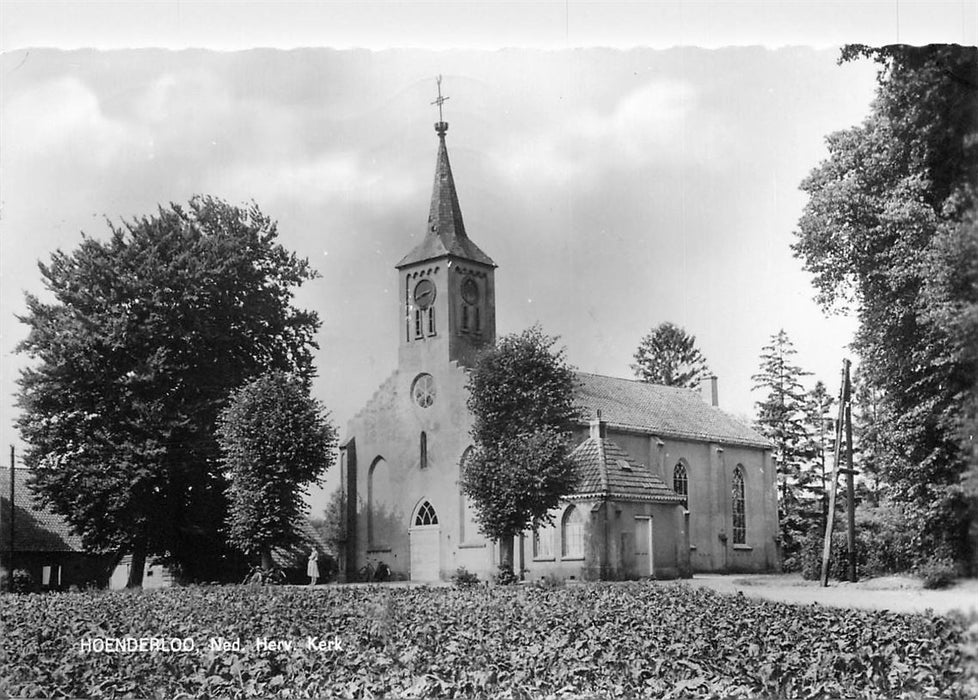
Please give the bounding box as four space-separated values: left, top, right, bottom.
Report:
216 371 337 571
752 329 813 565
631 322 711 389
793 45 978 566
16 196 320 585
462 326 580 571
850 368 890 507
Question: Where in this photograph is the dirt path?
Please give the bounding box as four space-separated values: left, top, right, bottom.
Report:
682 573 977 616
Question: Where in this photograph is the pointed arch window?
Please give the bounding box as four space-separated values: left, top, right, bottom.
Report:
673 462 688 508
414 500 439 527
732 466 746 545
561 505 585 558
458 447 483 544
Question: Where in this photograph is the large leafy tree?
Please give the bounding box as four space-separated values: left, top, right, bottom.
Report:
793 45 978 565
462 325 580 573
631 322 711 388
751 329 813 564
16 196 320 586
850 368 890 507
216 371 337 571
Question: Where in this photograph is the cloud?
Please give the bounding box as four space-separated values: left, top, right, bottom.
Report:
493 79 707 186
3 76 147 167
210 150 421 210
578 79 697 158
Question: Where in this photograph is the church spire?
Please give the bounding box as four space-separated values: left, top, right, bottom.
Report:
396 78 495 269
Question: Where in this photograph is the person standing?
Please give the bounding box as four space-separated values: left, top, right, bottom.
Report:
307 550 319 586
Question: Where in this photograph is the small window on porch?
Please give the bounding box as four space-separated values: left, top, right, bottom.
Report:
562 505 584 558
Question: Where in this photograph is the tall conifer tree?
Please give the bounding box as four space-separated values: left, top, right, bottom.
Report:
632 322 711 389
752 329 812 564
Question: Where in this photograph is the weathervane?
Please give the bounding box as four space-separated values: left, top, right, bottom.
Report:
431 75 450 127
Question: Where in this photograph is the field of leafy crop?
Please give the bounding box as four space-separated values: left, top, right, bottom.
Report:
1 582 973 698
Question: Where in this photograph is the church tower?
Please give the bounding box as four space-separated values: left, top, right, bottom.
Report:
395 115 496 370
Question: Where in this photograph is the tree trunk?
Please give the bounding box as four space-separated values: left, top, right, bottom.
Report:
126 531 148 589
499 536 514 572
261 546 273 571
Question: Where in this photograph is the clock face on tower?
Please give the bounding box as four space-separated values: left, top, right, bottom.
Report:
414 279 436 309
461 278 479 304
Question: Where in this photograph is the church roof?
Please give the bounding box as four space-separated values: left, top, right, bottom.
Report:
0 467 85 552
396 123 496 269
567 435 684 503
574 372 771 449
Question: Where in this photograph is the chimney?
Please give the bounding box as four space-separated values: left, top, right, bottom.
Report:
700 375 718 407
589 408 607 439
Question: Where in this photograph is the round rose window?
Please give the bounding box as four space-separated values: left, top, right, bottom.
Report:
411 373 436 408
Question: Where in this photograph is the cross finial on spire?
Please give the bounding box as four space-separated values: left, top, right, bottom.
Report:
431 74 449 135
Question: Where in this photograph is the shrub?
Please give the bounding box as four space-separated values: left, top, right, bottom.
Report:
451 567 480 588
918 557 958 589
856 503 916 574
799 530 865 581
10 569 37 594
532 573 565 590
492 564 520 586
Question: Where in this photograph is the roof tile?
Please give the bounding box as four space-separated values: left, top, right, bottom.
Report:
0 468 84 552
574 372 770 449
568 436 685 503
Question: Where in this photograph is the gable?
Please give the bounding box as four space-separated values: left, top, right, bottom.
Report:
574 372 771 449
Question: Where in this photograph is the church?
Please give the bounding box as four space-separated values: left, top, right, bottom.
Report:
338 115 779 582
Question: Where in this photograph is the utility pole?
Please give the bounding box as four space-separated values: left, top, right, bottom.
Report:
820 360 859 585
844 396 857 582
0 454 4 586
6 445 14 589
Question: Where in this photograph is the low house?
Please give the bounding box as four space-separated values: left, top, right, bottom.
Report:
0 466 115 590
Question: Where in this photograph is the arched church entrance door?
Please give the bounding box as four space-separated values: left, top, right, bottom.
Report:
409 500 441 581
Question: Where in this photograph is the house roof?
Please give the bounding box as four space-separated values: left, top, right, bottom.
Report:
574 372 771 449
396 123 495 269
0 467 85 553
567 435 685 503
271 519 332 569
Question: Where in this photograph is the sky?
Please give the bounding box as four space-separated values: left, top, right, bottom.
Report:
1 2 973 515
